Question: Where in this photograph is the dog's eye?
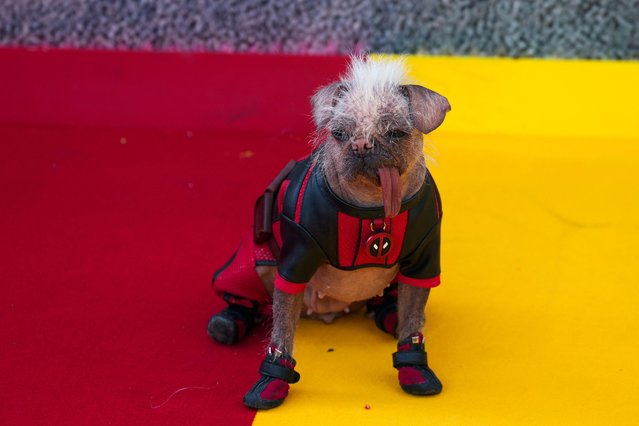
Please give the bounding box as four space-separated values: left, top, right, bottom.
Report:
386 129 408 140
331 129 349 142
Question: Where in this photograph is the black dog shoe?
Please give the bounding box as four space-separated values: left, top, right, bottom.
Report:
207 304 259 345
367 283 398 337
243 347 300 410
393 332 443 395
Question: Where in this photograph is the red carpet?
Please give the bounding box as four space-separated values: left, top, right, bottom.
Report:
0 49 347 425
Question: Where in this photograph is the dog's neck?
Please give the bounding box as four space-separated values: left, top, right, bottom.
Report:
323 157 427 209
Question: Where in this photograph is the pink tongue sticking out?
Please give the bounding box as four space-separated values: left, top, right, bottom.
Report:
378 167 401 218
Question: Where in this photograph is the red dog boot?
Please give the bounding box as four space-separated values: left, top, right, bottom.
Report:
392 332 442 395
243 347 300 410
207 293 261 345
366 282 398 336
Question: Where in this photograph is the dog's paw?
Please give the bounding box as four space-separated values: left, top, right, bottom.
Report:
243 349 300 410
373 302 398 336
367 282 398 336
397 365 443 395
243 376 290 410
207 304 258 345
393 332 443 396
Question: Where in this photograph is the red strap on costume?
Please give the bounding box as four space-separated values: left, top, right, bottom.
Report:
397 274 441 288
294 161 315 223
274 272 306 294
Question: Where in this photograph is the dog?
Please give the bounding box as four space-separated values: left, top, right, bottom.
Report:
207 56 450 409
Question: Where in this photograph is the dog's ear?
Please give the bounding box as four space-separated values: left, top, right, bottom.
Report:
401 84 451 134
311 82 346 129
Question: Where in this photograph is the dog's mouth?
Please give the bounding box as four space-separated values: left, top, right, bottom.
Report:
342 151 405 218
377 167 402 218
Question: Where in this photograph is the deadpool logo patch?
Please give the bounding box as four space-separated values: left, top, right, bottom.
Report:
366 232 393 258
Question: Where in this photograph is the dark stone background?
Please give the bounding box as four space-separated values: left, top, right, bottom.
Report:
1 0 637 59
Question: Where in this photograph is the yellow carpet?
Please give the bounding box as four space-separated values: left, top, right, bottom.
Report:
254 56 639 425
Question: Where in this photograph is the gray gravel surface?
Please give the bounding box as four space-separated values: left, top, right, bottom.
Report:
1 0 637 59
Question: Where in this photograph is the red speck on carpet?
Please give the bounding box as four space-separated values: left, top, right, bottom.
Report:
0 48 347 425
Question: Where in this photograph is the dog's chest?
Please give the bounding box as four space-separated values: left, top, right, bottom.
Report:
309 263 399 303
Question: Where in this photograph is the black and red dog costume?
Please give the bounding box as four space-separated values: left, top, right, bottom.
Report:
208 54 451 409
210 152 442 342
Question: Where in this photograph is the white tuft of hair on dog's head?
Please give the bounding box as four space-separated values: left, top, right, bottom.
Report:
323 55 412 143
343 55 409 102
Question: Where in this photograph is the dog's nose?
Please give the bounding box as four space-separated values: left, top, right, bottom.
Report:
351 138 373 156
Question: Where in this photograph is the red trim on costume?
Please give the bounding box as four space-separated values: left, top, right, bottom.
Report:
294 161 315 223
274 272 306 294
397 274 441 288
278 179 290 214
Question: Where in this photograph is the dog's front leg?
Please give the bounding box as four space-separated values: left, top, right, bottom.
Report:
270 288 304 353
243 288 303 409
394 283 443 395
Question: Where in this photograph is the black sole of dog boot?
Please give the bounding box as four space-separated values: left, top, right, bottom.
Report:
243 392 285 410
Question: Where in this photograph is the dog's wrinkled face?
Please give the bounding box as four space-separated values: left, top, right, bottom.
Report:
312 57 451 217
